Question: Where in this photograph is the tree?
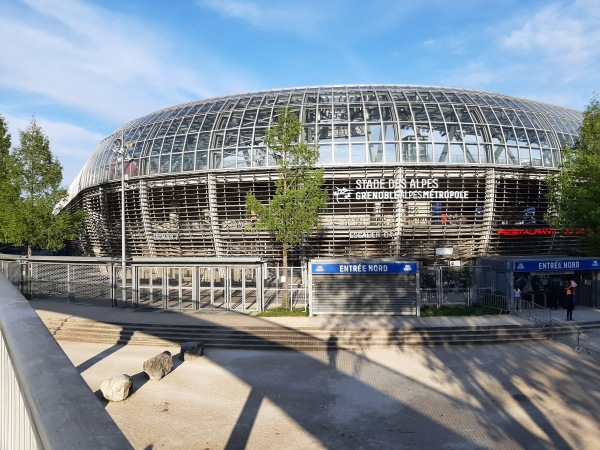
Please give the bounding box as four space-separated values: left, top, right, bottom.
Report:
245 108 327 302
0 114 16 244
1 117 85 256
546 95 600 253
0 114 10 162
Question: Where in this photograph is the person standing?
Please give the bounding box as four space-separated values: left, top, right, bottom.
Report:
566 291 575 321
514 287 522 311
569 280 577 309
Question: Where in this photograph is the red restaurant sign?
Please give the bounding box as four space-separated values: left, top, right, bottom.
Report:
497 228 589 236
497 228 556 236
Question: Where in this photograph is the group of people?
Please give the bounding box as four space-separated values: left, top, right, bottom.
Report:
514 278 577 321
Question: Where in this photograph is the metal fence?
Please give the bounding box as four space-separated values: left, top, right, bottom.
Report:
1 329 38 449
420 265 474 307
263 266 308 310
1 257 486 313
476 290 510 312
29 261 115 306
1 256 489 314
2 258 117 307
476 288 600 358
547 320 600 357
0 256 310 312
512 299 553 325
477 291 555 325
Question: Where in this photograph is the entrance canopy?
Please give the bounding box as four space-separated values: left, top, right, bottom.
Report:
512 257 600 272
476 256 600 308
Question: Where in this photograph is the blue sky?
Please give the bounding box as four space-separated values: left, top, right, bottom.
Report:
1 0 599 186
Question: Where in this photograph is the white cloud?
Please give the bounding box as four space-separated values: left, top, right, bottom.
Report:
198 0 418 39
427 1 599 109
199 0 331 35
500 0 600 80
0 0 254 124
0 0 259 185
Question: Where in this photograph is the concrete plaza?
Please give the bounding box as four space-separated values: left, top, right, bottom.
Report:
33 302 600 450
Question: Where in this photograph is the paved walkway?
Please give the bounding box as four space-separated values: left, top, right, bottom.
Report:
31 301 600 450
31 299 600 331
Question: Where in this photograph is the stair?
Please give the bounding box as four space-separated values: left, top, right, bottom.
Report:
40 317 571 351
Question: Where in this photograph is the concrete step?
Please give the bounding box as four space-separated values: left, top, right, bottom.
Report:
41 317 554 350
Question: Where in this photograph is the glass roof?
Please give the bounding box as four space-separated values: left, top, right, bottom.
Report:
68 85 582 199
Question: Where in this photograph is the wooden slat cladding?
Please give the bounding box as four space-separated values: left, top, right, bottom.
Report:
66 166 580 263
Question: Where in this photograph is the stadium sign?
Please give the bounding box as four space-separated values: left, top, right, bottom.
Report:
311 261 418 274
513 259 600 272
333 177 469 203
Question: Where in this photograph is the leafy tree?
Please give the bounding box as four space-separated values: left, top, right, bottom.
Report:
546 95 600 253
246 108 327 301
1 117 85 256
0 114 10 162
0 114 16 244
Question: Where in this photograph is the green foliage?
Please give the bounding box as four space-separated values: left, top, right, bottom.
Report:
0 114 10 163
256 307 309 317
245 108 328 266
0 114 17 244
0 117 85 255
420 305 503 317
546 96 600 253
258 305 500 318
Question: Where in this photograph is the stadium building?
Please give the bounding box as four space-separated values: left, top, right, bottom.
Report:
64 85 583 266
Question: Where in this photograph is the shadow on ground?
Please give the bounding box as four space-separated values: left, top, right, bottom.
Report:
33 300 600 449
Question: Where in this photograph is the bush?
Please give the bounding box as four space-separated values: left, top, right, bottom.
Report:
420 305 503 317
257 307 309 317
257 305 501 318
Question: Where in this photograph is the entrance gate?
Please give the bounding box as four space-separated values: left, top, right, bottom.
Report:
476 256 600 310
196 266 260 311
309 259 420 316
131 257 263 312
420 265 473 306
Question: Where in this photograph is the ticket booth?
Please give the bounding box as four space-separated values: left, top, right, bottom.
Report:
308 259 420 316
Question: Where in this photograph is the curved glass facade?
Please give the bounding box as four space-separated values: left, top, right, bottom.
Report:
69 85 581 198
65 85 583 262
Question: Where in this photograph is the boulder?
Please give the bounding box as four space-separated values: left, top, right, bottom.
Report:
143 351 173 380
100 374 133 402
180 341 205 361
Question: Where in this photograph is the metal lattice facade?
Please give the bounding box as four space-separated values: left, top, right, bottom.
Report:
63 85 583 263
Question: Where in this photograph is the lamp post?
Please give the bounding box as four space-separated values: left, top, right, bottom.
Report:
112 132 132 305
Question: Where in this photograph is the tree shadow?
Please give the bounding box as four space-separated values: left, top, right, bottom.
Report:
32 299 600 449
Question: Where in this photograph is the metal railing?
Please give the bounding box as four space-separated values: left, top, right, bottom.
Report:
477 291 554 325
512 299 553 325
547 320 600 357
0 256 116 306
420 289 438 306
0 274 131 449
477 287 600 358
476 290 510 312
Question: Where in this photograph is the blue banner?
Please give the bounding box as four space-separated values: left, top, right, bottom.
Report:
513 258 600 272
311 262 418 275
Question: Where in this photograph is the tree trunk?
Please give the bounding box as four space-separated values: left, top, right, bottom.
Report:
282 241 289 308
